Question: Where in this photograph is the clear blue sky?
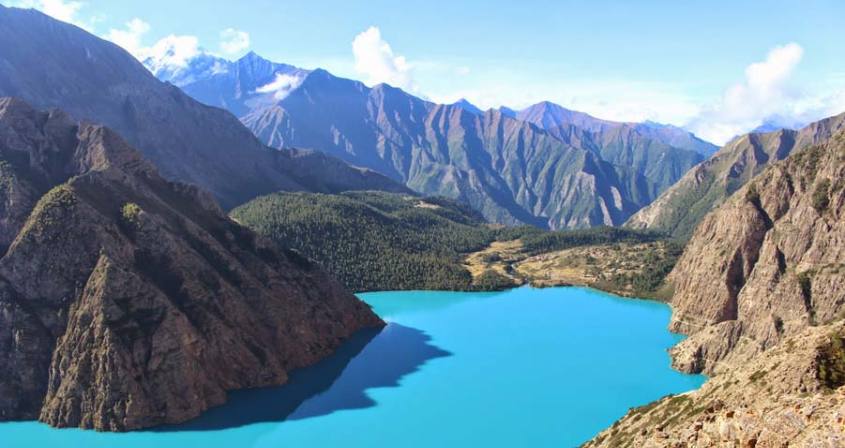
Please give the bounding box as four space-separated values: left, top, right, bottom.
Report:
9 0 845 143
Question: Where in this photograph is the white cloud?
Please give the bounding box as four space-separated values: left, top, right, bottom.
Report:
143 34 202 67
455 66 471 76
352 26 417 93
219 28 250 55
105 18 150 58
686 43 807 144
254 73 304 100
12 0 93 30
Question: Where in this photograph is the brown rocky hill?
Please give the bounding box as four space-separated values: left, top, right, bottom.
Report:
0 6 406 210
0 97 382 430
626 112 845 240
585 125 845 448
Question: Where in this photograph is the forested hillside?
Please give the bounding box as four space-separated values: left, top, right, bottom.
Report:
231 192 495 291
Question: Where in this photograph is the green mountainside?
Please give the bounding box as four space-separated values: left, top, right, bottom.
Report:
231 191 495 291
232 191 675 294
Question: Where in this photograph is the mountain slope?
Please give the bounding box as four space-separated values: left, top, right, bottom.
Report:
516 101 717 157
231 191 495 292
239 71 665 229
586 122 845 448
0 6 405 210
586 321 845 447
626 112 845 239
516 102 711 192
0 98 382 430
150 52 706 229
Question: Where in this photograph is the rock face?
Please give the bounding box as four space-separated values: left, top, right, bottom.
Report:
666 128 845 376
0 6 407 210
627 112 845 240
0 98 382 430
584 321 845 447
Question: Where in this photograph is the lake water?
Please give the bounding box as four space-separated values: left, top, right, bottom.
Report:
0 286 704 447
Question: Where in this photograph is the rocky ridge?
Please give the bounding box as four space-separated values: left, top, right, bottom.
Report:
0 97 382 430
667 129 845 375
627 112 845 240
585 120 845 447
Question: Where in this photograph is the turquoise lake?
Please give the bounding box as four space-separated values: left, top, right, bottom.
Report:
0 286 705 447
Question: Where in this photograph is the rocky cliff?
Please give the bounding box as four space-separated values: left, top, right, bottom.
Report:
627 112 845 239
666 129 845 375
0 98 382 430
584 122 845 447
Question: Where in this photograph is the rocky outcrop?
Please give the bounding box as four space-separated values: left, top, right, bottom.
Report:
584 321 845 447
667 129 845 376
0 6 407 210
0 98 383 430
627 112 845 240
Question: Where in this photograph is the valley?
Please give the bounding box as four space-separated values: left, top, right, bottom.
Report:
231 190 681 298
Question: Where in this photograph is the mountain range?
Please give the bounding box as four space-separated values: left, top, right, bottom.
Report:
146 49 717 229
0 3 844 445
0 6 406 210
